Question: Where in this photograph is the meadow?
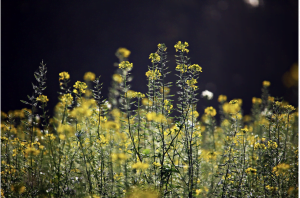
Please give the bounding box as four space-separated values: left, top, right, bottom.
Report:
1 42 298 197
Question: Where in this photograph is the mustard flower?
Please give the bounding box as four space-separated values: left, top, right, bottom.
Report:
262 80 271 87
135 92 145 99
186 78 198 90
59 71 70 81
36 95 49 103
149 53 161 63
60 93 73 106
204 106 217 117
112 74 123 83
284 105 296 112
241 127 249 133
254 143 266 150
218 95 227 103
157 43 167 51
83 71 96 81
245 167 257 175
160 86 170 94
272 163 290 176
145 69 161 80
125 90 136 98
73 81 88 94
174 41 189 53
117 47 131 58
176 64 188 73
132 162 149 170
119 61 133 70
252 97 262 104
142 98 153 106
164 100 173 113
268 140 278 149
188 64 202 73
112 153 128 162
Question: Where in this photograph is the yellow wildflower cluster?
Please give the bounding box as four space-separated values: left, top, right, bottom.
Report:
223 100 241 114
176 64 188 73
218 95 227 103
160 86 170 94
119 61 133 70
164 100 173 113
142 98 153 106
112 153 127 162
146 112 167 123
70 99 95 120
36 95 49 103
252 97 262 104
59 71 70 81
267 140 278 149
245 167 257 175
132 162 149 170
60 93 73 106
153 162 161 167
73 81 88 94
284 105 296 112
24 146 40 157
125 90 145 99
263 80 271 87
186 78 198 90
145 69 161 80
272 163 290 176
149 53 160 63
204 106 217 117
188 64 202 73
174 41 189 53
254 143 266 150
241 127 249 133
45 133 56 140
83 72 96 81
57 124 75 137
112 74 123 83
117 47 131 58
266 185 278 192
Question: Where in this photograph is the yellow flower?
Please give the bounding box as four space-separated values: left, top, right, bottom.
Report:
136 92 145 99
218 95 227 103
153 162 161 167
262 81 271 87
160 86 170 94
73 81 88 94
196 189 202 195
245 167 257 175
241 127 248 133
142 98 153 106
254 143 266 150
117 47 131 58
176 64 188 73
83 72 96 81
25 146 40 157
112 74 123 83
132 162 149 170
145 69 161 80
252 97 262 104
164 100 173 113
267 140 278 149
125 90 136 98
272 163 290 176
59 71 70 81
268 96 275 102
186 78 198 90
149 53 161 63
146 112 156 121
60 93 73 106
188 64 202 73
119 61 133 70
204 106 216 117
174 41 189 53
111 153 128 162
36 95 49 103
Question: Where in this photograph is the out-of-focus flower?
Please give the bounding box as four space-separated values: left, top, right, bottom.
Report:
202 90 213 100
117 47 131 58
83 72 96 81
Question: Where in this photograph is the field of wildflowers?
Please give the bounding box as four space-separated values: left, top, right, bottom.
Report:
1 42 298 197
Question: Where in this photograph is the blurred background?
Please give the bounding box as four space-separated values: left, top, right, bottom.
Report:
1 0 298 118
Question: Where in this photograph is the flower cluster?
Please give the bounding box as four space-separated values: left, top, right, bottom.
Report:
145 69 161 80
119 61 133 70
149 53 160 63
36 95 49 103
73 81 88 94
186 78 198 90
263 80 271 87
112 74 123 83
188 64 202 73
59 71 70 81
218 95 227 103
174 41 189 53
60 93 73 106
176 64 188 73
204 106 217 117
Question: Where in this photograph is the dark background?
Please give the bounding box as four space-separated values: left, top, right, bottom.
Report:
1 0 298 118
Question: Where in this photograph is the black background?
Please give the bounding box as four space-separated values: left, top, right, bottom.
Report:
1 0 298 118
